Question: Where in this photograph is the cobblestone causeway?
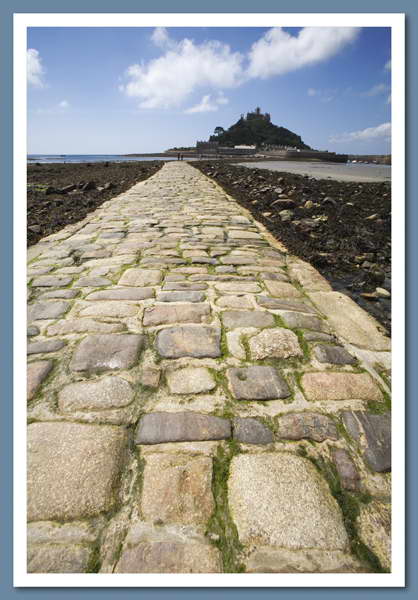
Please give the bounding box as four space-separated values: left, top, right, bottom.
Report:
26 161 392 574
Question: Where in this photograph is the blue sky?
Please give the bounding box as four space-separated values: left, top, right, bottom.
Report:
27 26 391 154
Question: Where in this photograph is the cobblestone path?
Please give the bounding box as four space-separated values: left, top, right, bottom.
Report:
26 161 391 574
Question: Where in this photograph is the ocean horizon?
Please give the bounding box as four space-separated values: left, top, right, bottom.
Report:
27 154 177 164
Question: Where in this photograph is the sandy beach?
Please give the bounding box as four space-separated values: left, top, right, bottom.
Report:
238 160 391 182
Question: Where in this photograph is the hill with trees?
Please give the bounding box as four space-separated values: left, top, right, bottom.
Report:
209 107 311 150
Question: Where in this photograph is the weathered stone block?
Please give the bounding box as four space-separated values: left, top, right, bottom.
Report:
301 372 383 402
263 281 302 298
27 339 66 355
119 268 162 286
141 454 214 525
58 376 134 412
233 418 274 444
27 422 128 521
277 412 339 442
28 301 70 321
27 360 53 399
155 325 221 358
314 344 356 365
70 334 144 372
222 310 274 329
135 412 231 444
27 544 94 573
166 367 216 394
227 366 290 400
86 288 154 301
249 328 303 360
228 453 348 549
143 303 210 327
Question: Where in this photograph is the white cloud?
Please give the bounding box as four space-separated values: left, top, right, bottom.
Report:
329 122 391 143
120 26 360 110
385 59 391 70
151 27 173 49
360 83 388 97
27 48 45 88
307 88 317 96
59 100 69 109
184 94 219 113
120 30 244 109
247 27 360 79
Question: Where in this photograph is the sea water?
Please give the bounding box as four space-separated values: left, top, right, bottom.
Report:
27 154 177 164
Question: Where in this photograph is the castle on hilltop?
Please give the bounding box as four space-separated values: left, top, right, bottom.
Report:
241 107 271 123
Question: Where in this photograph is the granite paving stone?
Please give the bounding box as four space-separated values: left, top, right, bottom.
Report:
342 411 391 472
70 334 144 372
31 275 73 288
58 375 134 412
233 418 274 444
27 325 40 337
135 412 231 444
115 540 221 573
119 268 162 286
155 325 221 358
166 367 216 394
156 291 206 303
39 289 79 299
279 311 326 332
27 360 53 399
249 327 303 360
215 281 261 294
227 366 290 400
256 296 317 313
143 303 210 326
228 453 348 549
277 412 339 442
162 282 207 291
78 302 138 318
331 448 360 491
301 372 383 402
222 310 275 329
141 454 214 525
216 295 253 309
27 544 94 573
27 422 129 521
85 288 155 301
27 339 66 355
263 281 302 298
47 318 125 335
28 301 70 321
314 344 357 365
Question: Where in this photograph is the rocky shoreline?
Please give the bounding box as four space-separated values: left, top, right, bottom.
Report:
27 161 163 246
193 161 391 334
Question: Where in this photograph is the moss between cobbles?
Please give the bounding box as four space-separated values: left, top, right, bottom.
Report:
205 441 245 572
366 393 391 415
295 329 311 360
296 448 385 573
219 330 230 359
209 369 233 401
86 542 102 573
106 454 145 572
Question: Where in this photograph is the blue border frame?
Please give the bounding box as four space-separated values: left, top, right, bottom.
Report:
1 1 416 597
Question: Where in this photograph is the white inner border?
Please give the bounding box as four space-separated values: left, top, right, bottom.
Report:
14 12 405 588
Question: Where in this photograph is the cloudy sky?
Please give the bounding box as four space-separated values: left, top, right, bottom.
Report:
27 26 391 154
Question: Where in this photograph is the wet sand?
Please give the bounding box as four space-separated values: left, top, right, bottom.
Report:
238 160 391 182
